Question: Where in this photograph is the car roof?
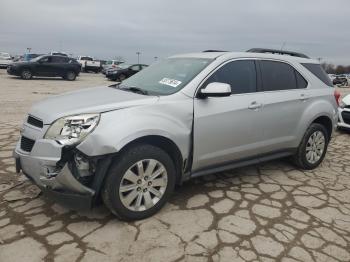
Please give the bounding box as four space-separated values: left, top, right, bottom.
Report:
171 51 319 64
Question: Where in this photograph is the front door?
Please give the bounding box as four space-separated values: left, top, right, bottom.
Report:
35 56 55 76
192 60 265 171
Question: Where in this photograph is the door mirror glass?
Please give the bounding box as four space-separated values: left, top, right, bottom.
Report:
200 82 231 97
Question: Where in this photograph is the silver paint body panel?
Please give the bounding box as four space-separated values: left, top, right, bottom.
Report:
14 51 338 193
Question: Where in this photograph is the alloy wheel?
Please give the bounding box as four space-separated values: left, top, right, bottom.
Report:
119 159 168 211
305 130 325 164
22 70 31 79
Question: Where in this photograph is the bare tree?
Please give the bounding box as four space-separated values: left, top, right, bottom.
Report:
113 56 125 63
321 63 350 74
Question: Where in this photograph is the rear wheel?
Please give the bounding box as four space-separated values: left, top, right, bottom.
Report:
65 71 76 81
102 144 175 221
21 69 32 80
293 123 329 170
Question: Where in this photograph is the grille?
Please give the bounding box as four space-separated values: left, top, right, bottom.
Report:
27 115 43 128
341 111 350 125
20 136 35 152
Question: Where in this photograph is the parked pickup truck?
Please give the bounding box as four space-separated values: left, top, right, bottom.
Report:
77 56 101 73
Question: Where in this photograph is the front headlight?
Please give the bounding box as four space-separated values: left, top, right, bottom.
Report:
45 114 100 146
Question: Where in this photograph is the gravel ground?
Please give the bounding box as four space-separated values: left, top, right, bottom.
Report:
0 70 350 262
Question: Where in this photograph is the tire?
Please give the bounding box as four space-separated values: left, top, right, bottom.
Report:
118 74 126 82
102 144 176 221
21 69 32 80
293 123 329 170
65 71 76 81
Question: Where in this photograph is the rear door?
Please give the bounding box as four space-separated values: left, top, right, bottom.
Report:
257 60 309 152
193 59 266 171
50 56 68 76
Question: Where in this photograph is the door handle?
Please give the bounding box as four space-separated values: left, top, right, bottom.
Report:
248 101 262 110
300 94 309 101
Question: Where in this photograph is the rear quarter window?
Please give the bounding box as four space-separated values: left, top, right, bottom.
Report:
301 63 333 87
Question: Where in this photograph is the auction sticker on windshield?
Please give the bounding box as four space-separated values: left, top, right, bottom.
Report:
159 78 182 88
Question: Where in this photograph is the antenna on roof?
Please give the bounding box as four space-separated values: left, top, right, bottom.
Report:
280 42 286 51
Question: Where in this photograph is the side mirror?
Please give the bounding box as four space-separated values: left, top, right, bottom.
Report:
199 82 231 98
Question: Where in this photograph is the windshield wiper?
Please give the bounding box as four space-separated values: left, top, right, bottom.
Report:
118 85 148 95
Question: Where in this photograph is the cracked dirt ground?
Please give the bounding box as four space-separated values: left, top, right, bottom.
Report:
1 71 350 262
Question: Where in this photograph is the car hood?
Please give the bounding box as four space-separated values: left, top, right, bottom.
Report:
342 94 350 106
29 86 159 124
11 61 31 66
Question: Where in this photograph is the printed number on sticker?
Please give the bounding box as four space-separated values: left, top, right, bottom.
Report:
159 78 182 88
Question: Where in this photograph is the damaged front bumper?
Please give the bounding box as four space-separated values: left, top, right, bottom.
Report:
14 136 96 209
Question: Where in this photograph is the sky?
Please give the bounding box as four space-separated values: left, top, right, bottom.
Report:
0 0 349 65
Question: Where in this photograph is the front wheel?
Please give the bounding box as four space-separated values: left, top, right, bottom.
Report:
21 69 32 80
118 74 126 82
102 144 175 221
293 123 329 170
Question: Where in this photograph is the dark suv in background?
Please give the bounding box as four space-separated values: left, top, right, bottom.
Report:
333 74 349 87
106 64 148 81
7 55 81 80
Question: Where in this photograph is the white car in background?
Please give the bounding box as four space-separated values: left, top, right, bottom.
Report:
77 56 101 73
338 94 350 130
102 60 124 74
0 52 13 68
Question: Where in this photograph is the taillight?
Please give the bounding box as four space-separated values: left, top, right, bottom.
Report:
334 89 341 106
112 65 116 68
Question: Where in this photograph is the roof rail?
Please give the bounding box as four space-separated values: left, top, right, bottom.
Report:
202 50 228 53
247 48 309 59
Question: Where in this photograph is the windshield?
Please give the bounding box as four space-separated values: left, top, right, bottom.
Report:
121 58 212 95
118 64 130 69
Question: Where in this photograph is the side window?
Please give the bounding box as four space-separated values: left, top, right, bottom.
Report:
51 57 67 63
260 61 298 91
204 60 257 94
40 56 51 63
295 70 308 89
68 58 77 64
301 63 333 87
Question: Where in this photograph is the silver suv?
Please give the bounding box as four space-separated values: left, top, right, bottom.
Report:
14 49 339 220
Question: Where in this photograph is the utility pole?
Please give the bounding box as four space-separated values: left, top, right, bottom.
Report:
136 51 141 64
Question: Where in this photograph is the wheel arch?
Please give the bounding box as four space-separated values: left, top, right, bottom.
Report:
296 98 336 146
311 115 333 141
117 135 185 185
